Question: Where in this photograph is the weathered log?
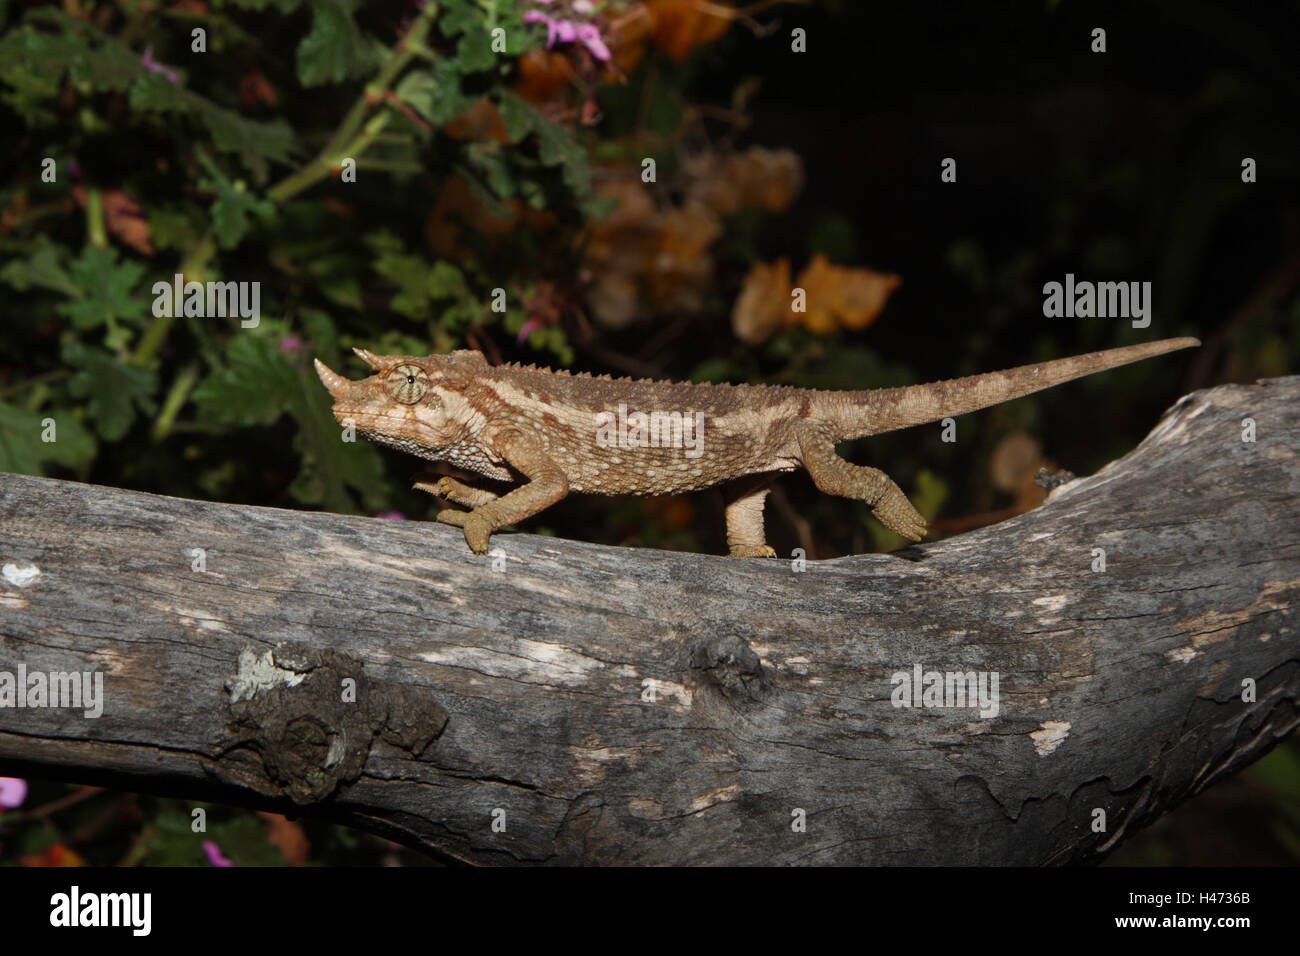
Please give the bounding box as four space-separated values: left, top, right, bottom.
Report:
0 377 1296 865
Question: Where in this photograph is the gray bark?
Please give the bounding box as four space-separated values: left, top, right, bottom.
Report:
0 377 1296 865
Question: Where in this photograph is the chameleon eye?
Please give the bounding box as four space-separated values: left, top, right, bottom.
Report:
385 364 429 405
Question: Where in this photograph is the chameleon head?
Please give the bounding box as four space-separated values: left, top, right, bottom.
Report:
313 349 468 453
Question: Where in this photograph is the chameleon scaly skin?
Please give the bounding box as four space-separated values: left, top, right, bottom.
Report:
314 337 1199 556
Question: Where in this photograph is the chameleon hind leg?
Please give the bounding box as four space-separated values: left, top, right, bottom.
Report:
795 424 927 542
723 474 778 557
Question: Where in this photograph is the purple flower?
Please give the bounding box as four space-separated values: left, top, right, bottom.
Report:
553 18 579 44
279 336 303 353
523 11 559 48
202 840 234 866
516 319 542 343
0 777 27 809
141 47 179 85
575 23 611 61
376 511 407 521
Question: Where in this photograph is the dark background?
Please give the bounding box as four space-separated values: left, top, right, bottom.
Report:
0 0 1295 865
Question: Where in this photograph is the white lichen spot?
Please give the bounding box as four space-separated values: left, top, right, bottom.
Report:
176 609 233 634
1032 594 1069 612
1165 646 1197 664
1030 720 1071 756
227 648 305 702
2 562 41 589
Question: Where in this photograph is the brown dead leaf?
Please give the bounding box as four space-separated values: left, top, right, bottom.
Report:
513 50 577 105
258 811 310 866
794 253 900 334
72 185 154 256
732 258 792 344
645 0 734 61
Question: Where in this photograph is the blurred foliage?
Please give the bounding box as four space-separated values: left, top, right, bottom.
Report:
0 0 1296 864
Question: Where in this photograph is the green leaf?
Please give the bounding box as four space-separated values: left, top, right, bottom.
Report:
148 204 205 252
297 0 375 87
394 60 473 126
54 246 147 330
198 153 277 249
195 333 387 511
496 90 594 205
192 335 299 427
197 104 296 177
427 260 468 299
131 75 296 180
0 236 81 298
0 401 96 475
63 341 158 441
365 231 433 320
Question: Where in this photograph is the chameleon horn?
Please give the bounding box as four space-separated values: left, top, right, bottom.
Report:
313 359 354 399
352 347 384 370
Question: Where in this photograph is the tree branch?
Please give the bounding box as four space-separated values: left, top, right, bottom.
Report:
0 377 1297 864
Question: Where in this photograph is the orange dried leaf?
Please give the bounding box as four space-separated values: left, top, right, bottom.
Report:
443 98 509 144
73 185 154 256
646 0 735 61
258 811 310 866
794 253 900 334
21 843 85 867
731 258 792 344
513 51 577 105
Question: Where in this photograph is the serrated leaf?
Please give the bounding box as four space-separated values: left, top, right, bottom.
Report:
131 76 295 180
297 0 374 87
426 260 468 299
496 90 594 203
148 204 205 252
394 60 472 126
198 154 277 249
456 25 498 72
192 335 299 427
0 236 81 298
197 104 296 178
366 232 433 320
54 246 147 330
63 341 158 441
0 401 96 475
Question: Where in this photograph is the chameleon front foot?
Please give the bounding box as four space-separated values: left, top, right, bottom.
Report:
435 508 495 555
416 476 500 508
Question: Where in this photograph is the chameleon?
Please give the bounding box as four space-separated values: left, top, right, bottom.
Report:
313 337 1199 556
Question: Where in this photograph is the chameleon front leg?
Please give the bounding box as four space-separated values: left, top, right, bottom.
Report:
723 474 777 557
414 475 501 508
434 431 569 554
796 424 927 542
